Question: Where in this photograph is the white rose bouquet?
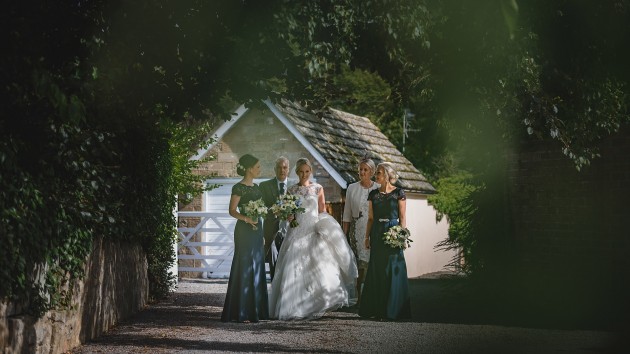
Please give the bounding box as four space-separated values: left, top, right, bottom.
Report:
242 199 268 230
383 225 412 249
269 194 305 228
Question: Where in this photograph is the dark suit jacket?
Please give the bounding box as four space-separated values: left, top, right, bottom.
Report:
259 177 283 256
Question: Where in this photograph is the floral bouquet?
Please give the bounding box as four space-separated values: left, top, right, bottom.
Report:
383 225 412 249
242 199 268 230
269 194 305 228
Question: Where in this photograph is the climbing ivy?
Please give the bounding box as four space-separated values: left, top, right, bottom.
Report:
0 116 121 315
0 98 213 316
428 171 485 275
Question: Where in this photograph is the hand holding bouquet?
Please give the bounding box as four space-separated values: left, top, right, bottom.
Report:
242 199 268 230
269 194 305 228
383 225 412 249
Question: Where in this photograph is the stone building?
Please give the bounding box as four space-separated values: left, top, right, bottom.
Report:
177 99 455 279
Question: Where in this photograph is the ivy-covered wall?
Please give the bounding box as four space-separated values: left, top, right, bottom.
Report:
1 237 148 354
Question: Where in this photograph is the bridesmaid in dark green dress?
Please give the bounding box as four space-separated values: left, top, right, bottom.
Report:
359 162 411 320
221 154 269 323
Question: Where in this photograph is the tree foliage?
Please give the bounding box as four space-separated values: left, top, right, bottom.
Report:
428 172 484 274
425 0 630 277
265 0 630 277
3 0 629 315
1 1 215 315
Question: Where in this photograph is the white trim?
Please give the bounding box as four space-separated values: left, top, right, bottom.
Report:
190 104 250 161
263 99 348 189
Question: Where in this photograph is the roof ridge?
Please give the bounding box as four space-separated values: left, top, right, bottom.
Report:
275 100 436 194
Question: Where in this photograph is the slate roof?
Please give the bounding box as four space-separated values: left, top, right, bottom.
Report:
273 99 436 194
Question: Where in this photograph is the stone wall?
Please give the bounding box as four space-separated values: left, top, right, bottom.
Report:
1 237 148 354
194 107 343 202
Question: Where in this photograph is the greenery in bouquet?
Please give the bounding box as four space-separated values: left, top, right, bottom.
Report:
269 194 305 228
242 198 268 230
383 225 412 249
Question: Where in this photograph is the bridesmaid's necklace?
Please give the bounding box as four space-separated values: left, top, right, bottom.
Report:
379 184 393 194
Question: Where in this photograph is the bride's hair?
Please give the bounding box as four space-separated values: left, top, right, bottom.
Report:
378 162 399 184
294 157 312 173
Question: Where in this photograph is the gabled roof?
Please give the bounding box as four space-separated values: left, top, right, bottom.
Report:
193 99 436 194
268 99 436 194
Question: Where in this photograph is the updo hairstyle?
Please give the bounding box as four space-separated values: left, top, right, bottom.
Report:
378 162 399 184
236 154 259 176
294 157 312 173
359 158 376 176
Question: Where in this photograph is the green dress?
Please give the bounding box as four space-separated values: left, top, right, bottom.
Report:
221 183 269 322
359 188 411 320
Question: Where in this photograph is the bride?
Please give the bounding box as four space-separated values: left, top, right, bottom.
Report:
269 157 358 320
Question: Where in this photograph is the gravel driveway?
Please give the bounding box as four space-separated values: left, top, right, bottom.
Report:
69 278 621 354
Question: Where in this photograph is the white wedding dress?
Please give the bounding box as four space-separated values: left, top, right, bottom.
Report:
269 183 358 320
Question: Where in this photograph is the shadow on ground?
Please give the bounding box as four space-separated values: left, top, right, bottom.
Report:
128 277 627 331
71 277 628 353
121 277 628 332
409 277 629 332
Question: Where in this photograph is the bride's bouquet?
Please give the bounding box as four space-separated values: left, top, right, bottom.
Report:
269 194 305 228
383 225 412 249
242 199 268 230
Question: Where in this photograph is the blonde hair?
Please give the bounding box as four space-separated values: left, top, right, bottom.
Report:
359 158 376 176
377 162 399 184
294 157 312 173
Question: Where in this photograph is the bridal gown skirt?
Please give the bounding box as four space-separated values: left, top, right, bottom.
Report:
269 213 358 320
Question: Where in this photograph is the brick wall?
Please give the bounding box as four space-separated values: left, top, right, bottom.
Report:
506 127 630 322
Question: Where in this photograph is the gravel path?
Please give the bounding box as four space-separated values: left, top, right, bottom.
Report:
69 279 621 354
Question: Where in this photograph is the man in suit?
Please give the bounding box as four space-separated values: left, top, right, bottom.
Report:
259 156 290 281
